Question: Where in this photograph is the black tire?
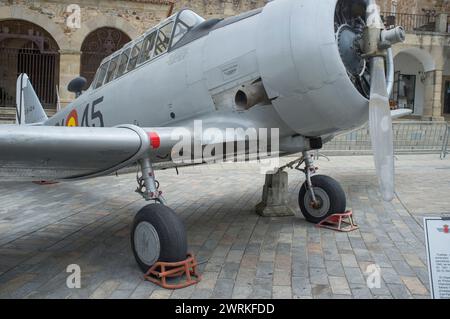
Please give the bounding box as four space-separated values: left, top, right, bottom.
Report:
298 175 346 224
131 204 187 273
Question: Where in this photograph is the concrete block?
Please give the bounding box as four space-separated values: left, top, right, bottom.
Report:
256 171 295 217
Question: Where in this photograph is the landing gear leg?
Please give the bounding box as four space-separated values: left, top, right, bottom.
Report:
283 152 347 224
131 157 188 273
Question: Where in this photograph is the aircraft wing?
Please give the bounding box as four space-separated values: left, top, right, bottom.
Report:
0 125 174 181
0 124 270 182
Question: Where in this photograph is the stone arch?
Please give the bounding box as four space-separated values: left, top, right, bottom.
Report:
72 14 139 52
0 5 70 51
80 27 132 88
0 19 61 109
394 47 436 72
393 48 438 116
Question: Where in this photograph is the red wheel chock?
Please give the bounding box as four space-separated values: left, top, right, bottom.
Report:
144 253 201 289
316 211 359 232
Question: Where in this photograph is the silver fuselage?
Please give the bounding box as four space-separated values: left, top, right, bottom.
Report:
44 0 369 168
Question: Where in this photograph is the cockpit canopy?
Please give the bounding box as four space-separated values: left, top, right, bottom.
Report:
172 10 205 47
90 9 205 91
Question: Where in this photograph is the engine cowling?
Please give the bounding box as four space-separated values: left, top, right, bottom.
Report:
256 0 370 137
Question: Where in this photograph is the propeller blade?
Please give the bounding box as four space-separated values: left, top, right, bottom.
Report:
369 57 395 202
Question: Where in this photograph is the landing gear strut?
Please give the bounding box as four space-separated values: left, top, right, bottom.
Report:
131 157 188 272
282 152 347 224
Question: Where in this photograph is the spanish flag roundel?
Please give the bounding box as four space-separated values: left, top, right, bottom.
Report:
66 110 79 127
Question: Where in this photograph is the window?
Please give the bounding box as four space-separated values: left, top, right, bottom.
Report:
127 40 143 72
172 22 189 46
93 61 109 89
154 22 174 57
172 10 205 47
116 47 131 78
105 55 120 84
138 32 157 64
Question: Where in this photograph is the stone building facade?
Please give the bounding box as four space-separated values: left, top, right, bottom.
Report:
0 0 449 121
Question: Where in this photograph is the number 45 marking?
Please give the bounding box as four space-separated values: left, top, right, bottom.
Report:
81 97 104 127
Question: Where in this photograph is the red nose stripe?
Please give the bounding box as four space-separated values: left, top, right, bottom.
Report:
148 132 161 149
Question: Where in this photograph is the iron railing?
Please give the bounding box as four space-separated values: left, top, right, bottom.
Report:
381 12 437 32
322 121 449 156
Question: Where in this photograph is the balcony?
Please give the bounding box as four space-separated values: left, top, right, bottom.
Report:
381 11 449 34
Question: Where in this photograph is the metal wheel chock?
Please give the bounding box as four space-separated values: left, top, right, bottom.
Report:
316 211 359 232
144 253 201 289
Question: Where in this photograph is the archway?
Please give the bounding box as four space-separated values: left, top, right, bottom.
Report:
393 48 437 116
0 20 60 109
80 27 131 88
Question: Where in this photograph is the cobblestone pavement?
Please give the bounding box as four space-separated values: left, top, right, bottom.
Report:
0 154 448 299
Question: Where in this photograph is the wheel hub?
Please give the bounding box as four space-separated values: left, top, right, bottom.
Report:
304 188 331 219
134 221 160 266
310 197 323 210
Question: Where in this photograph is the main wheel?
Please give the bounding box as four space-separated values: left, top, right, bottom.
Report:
298 175 346 224
131 204 187 273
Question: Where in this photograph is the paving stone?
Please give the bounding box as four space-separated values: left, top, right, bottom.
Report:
272 285 292 299
256 262 274 279
311 284 332 298
325 260 345 277
292 277 312 298
150 289 173 299
341 254 359 268
401 276 428 296
381 267 403 284
232 285 253 299
329 276 351 295
350 283 373 299
344 267 366 285
218 262 240 280
309 268 329 286
90 280 120 299
212 279 234 299
273 269 291 286
191 284 215 299
387 284 413 299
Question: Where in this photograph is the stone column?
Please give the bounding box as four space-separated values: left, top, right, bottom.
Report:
59 50 81 108
423 70 435 120
432 69 444 120
422 70 445 121
435 13 448 33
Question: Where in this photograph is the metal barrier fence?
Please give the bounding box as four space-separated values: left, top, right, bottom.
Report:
442 124 450 159
322 121 450 157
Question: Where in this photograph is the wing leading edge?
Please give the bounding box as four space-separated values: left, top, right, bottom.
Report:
0 125 173 181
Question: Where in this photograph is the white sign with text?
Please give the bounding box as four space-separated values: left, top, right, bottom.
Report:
424 217 450 299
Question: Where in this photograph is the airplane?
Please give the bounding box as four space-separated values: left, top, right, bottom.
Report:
0 0 410 272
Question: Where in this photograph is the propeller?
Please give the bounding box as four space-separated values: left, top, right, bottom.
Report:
369 56 394 201
363 0 405 201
